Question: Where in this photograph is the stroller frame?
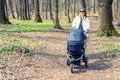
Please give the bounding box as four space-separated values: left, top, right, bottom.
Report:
67 41 88 73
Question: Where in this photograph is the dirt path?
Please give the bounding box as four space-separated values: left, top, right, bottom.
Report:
0 18 120 80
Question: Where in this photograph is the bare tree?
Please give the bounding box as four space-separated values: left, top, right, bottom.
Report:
0 0 10 24
34 0 42 22
45 0 48 19
74 0 77 17
81 0 86 9
54 0 62 29
8 0 15 18
64 0 67 16
49 0 54 20
97 0 119 36
93 0 96 13
68 0 71 23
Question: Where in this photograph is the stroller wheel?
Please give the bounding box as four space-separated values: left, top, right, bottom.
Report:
67 59 70 66
71 68 74 73
85 57 88 67
70 64 74 73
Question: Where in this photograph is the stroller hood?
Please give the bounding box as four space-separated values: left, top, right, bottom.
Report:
68 29 86 42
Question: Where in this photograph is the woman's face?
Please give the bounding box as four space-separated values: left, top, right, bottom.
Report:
80 10 85 17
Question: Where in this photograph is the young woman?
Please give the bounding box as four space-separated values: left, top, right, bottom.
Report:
71 8 90 63
72 8 90 37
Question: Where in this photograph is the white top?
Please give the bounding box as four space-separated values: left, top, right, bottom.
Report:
72 16 90 33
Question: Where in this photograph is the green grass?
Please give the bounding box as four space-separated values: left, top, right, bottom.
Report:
1 45 22 55
0 18 72 33
1 45 32 57
0 19 54 32
112 45 120 57
103 43 114 51
0 19 71 56
103 43 120 57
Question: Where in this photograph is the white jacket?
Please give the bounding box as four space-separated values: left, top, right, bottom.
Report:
72 16 90 33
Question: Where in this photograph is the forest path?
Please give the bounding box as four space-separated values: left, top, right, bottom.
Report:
0 17 120 80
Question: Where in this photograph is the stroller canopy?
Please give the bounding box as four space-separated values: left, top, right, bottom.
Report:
68 29 86 42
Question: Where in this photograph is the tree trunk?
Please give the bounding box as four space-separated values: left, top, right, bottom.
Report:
97 0 119 36
49 0 54 20
81 0 86 9
93 0 96 13
74 0 77 17
0 0 10 24
41 0 45 19
19 0 23 20
45 0 48 19
34 0 42 22
54 0 61 29
8 0 15 18
65 0 67 16
86 0 90 14
68 0 71 23
116 0 120 26
15 0 20 19
26 0 31 20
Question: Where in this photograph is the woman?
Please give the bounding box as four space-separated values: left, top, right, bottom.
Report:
72 8 90 37
72 8 90 62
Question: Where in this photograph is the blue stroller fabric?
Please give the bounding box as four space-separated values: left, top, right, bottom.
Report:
67 29 86 53
68 29 86 42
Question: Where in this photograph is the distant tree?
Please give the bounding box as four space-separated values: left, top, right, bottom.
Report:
93 0 96 13
54 0 62 29
97 0 119 36
34 0 42 22
0 0 10 24
86 0 90 14
8 0 15 18
68 0 71 23
113 0 120 26
64 0 67 16
117 0 120 25
73 0 77 17
14 0 19 19
49 0 54 20
81 0 86 9
45 0 48 19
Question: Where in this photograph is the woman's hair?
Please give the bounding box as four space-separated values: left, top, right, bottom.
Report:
80 8 87 17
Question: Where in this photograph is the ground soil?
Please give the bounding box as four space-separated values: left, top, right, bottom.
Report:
0 17 120 80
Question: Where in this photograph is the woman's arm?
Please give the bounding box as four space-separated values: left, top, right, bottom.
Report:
85 17 90 33
72 16 78 29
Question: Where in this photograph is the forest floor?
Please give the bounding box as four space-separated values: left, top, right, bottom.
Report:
0 17 120 80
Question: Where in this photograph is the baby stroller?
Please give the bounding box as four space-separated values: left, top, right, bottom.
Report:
67 29 88 73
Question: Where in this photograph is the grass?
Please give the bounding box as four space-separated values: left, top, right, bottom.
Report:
0 19 54 32
0 45 32 57
103 43 120 57
1 45 22 55
0 19 71 33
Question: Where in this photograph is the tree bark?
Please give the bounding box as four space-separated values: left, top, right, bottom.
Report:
45 0 48 19
93 0 96 13
0 0 10 24
74 0 77 17
81 0 86 9
68 0 71 23
34 0 42 22
15 0 20 19
8 0 15 18
115 0 120 26
49 0 54 20
65 0 67 16
26 0 31 20
54 0 61 29
97 0 119 36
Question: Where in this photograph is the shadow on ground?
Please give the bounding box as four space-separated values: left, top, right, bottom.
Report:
32 50 119 73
